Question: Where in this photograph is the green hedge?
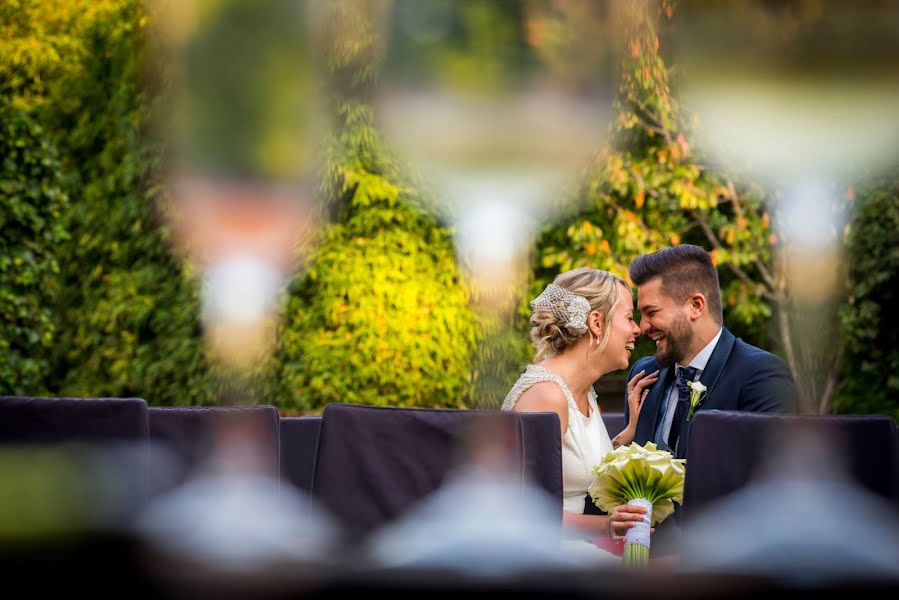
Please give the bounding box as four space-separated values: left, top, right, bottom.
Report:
270 104 480 411
1 0 213 405
2 1 482 410
836 176 899 419
0 100 68 395
47 2 213 405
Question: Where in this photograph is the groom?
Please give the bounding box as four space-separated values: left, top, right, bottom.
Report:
623 245 796 460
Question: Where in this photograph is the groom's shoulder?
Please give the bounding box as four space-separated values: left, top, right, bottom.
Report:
731 336 790 374
630 354 659 376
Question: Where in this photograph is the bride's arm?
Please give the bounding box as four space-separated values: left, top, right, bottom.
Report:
612 369 659 448
564 511 613 539
563 505 648 539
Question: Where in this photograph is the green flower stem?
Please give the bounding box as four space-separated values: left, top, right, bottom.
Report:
624 542 649 567
621 468 644 500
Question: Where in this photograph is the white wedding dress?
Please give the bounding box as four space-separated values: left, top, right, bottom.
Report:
502 364 616 562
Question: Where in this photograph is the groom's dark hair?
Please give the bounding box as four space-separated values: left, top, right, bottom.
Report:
629 244 723 324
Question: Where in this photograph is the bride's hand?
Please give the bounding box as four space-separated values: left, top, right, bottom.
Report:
611 369 661 449
608 503 655 540
626 369 659 418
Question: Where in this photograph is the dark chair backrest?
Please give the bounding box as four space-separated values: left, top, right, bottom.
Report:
600 412 625 439
280 416 322 493
516 411 563 506
0 395 149 444
684 410 899 519
311 404 561 537
0 395 151 524
148 405 281 493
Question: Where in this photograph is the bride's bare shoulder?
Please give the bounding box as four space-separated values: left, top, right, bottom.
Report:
514 381 568 414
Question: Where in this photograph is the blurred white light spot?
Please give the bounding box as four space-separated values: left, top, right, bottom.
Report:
434 170 564 309
457 200 527 268
779 179 838 249
685 82 899 182
203 255 284 323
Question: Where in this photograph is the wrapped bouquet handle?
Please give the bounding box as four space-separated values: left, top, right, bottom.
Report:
589 442 685 566
623 498 652 565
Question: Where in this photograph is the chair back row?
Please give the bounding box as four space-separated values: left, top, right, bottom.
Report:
310 403 568 536
3 396 897 536
684 410 899 518
0 396 572 534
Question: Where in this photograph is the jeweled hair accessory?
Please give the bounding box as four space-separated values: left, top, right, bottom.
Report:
530 283 591 336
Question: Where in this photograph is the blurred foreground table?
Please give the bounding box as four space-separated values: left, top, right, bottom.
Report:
3 532 899 600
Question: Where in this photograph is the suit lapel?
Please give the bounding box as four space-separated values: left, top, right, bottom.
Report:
696 327 735 408
636 365 671 443
673 328 736 458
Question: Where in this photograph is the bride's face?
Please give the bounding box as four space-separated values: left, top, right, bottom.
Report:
603 284 641 371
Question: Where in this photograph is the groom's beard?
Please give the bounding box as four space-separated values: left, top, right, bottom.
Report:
654 312 694 368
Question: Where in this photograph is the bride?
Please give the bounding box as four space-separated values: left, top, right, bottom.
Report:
502 267 659 545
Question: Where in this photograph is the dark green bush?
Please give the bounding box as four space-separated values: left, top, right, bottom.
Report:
0 0 213 404
46 2 213 405
836 176 899 419
0 100 68 394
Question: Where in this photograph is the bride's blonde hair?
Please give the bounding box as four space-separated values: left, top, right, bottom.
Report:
530 268 628 362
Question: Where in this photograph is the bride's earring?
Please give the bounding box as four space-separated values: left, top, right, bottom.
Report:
589 313 604 350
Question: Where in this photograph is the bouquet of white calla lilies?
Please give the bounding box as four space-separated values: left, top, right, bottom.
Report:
589 442 686 566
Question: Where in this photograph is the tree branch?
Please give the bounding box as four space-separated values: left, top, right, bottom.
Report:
719 179 779 289
778 306 811 414
818 343 845 415
631 96 666 131
630 113 671 141
695 213 779 303
628 97 675 147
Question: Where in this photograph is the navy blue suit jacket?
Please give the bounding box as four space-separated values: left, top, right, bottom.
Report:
623 327 796 459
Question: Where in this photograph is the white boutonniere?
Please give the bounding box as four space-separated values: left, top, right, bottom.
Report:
686 381 707 420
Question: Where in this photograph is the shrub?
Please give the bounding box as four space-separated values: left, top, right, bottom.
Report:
271 104 479 411
0 100 68 394
836 176 899 419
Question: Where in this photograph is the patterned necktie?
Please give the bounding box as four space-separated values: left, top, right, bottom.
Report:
667 365 699 452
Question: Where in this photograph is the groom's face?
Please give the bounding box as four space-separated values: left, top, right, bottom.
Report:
636 277 695 368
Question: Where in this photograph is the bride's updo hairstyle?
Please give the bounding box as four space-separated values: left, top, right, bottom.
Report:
529 268 627 362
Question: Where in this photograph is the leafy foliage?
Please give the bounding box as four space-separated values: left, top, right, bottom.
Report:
48 2 213 405
1 0 212 405
531 2 777 364
836 177 899 419
2 0 896 419
272 165 480 409
268 4 480 411
0 100 68 394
